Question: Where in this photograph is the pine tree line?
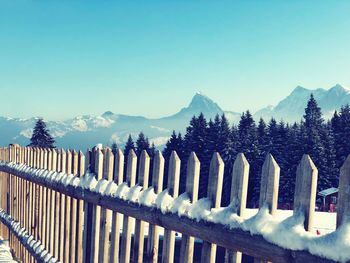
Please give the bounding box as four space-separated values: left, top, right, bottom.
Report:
118 95 350 208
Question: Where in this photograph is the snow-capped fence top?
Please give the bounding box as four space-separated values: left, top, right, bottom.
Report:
0 144 349 263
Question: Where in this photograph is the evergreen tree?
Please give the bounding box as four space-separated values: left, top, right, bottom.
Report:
333 105 350 168
302 94 330 193
111 142 118 154
135 132 150 157
237 111 259 206
123 134 135 157
283 123 303 203
28 118 55 148
183 113 209 198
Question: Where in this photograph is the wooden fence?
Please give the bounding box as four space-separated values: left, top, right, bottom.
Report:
0 144 348 263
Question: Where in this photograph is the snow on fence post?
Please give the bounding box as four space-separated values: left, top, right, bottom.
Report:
201 152 224 263
76 150 85 263
98 147 114 263
69 150 79 263
133 150 150 263
90 148 104 263
293 154 318 231
83 148 93 263
180 152 200 262
120 149 137 263
109 148 124 263
225 153 250 263
337 155 350 228
64 149 73 263
146 150 165 263
162 151 181 263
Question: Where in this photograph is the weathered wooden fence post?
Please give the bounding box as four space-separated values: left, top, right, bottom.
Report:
180 152 200 262
90 148 104 262
162 151 181 263
65 149 73 263
109 149 124 263
225 153 249 263
76 150 85 263
337 155 350 228
133 150 150 263
59 149 67 261
120 149 137 263
293 154 318 231
146 150 164 263
201 152 224 263
99 147 114 263
83 148 92 263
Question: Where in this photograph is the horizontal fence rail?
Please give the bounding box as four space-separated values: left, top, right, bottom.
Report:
0 145 349 263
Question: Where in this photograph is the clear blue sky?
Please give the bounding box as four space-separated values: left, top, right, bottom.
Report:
1 1 349 120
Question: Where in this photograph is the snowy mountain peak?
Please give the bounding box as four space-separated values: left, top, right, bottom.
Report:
188 93 222 112
329 84 350 95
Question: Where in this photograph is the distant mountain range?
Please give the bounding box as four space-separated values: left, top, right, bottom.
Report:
1 84 349 150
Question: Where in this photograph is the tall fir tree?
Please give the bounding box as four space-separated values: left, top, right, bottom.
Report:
237 111 259 205
135 132 150 157
333 105 350 169
302 94 331 193
183 113 209 198
124 134 135 158
28 118 55 148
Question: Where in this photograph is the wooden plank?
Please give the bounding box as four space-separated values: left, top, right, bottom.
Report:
337 154 350 228
98 147 114 263
146 150 164 263
41 148 48 248
225 153 250 263
82 148 92 263
162 151 181 263
133 150 150 263
259 154 280 215
180 152 200 262
293 154 318 231
64 149 72 263
120 149 137 263
59 149 67 261
201 152 224 263
46 149 52 251
70 150 78 263
50 148 57 256
76 150 85 263
109 148 124 263
90 148 104 263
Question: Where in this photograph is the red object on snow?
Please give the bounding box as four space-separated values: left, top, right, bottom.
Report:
316 229 321 235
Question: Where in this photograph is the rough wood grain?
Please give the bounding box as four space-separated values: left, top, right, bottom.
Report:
337 154 350 228
133 150 150 263
98 148 114 263
259 154 280 215
201 152 224 263
180 152 200 262
162 151 180 263
120 149 137 263
293 154 318 231
109 148 124 263
90 148 104 263
146 150 164 263
225 153 250 263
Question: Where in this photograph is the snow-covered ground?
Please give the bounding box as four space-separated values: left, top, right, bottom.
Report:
0 238 16 262
1 162 348 262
